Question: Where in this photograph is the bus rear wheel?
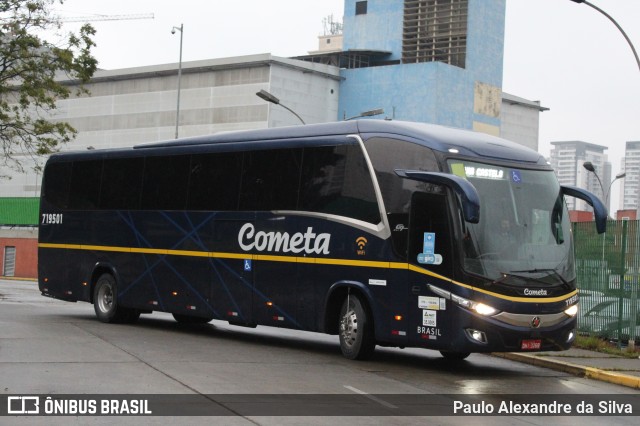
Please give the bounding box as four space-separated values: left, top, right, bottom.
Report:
339 294 375 360
172 313 213 324
93 273 139 324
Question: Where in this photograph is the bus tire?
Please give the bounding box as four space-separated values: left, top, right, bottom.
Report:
172 313 213 324
93 273 139 324
440 351 470 361
339 294 375 360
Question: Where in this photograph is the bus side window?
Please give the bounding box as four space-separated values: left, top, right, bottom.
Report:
141 155 190 210
68 160 103 210
364 137 440 258
99 157 144 210
299 145 380 224
239 148 302 211
187 151 243 211
43 161 72 210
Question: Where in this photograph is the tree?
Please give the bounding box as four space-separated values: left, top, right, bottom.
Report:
0 0 97 178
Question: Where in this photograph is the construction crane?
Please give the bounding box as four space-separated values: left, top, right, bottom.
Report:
59 13 154 23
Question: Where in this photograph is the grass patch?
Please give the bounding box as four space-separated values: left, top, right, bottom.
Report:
574 335 640 359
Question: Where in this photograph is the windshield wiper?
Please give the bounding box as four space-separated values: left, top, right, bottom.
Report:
507 269 569 287
511 268 557 274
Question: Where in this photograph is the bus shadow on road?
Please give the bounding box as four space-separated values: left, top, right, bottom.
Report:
62 312 528 379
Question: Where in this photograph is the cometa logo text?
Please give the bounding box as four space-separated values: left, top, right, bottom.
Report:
238 223 331 255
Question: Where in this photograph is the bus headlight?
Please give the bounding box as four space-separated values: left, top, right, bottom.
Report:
451 293 498 316
474 303 498 316
564 304 578 317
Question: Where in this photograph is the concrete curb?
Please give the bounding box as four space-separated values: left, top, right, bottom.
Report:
494 352 640 390
0 276 37 282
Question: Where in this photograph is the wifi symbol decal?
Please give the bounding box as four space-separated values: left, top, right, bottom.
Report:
356 237 368 255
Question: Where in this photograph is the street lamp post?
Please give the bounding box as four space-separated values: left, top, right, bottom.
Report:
583 161 629 349
582 161 609 267
582 161 625 214
569 0 640 73
256 89 305 125
571 0 638 349
172 24 184 139
582 161 605 207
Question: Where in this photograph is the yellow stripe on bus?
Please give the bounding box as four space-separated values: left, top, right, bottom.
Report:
38 242 577 304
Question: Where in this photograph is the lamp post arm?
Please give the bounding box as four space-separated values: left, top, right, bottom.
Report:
606 180 614 209
279 104 306 125
605 174 626 212
579 1 640 72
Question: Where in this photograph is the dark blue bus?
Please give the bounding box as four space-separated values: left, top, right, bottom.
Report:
38 120 607 360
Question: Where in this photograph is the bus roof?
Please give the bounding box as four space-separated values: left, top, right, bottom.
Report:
48 120 545 165
134 120 544 164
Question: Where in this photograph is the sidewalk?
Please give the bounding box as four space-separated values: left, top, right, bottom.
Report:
494 347 640 390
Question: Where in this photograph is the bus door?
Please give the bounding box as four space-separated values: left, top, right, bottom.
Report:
407 190 456 347
211 213 255 326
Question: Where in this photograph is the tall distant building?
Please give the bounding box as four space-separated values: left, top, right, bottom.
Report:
549 141 611 211
619 141 640 212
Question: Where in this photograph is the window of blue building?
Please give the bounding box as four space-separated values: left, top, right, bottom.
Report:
402 0 468 68
355 1 368 15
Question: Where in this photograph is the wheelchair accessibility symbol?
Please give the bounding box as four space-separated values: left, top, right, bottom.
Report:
244 259 252 271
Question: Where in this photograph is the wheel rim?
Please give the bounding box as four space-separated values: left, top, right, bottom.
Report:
340 303 359 348
97 282 114 313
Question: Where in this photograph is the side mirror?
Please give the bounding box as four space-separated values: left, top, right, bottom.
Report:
395 169 480 223
561 185 608 234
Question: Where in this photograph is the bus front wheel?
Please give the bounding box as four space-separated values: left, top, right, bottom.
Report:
93 273 139 324
339 294 375 360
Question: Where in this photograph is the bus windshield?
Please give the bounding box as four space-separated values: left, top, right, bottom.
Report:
448 160 575 286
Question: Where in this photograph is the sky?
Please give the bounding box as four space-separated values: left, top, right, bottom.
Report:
52 0 640 209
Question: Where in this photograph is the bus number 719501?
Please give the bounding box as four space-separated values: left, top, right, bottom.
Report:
41 213 63 225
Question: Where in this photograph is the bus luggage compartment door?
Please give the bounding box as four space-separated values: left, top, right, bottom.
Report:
250 214 303 329
211 215 255 326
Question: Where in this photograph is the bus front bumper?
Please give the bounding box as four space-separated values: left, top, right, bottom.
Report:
452 307 577 353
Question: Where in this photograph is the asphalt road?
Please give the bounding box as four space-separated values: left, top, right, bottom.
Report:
1 279 638 425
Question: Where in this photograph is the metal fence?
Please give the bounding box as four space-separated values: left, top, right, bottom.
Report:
574 220 640 343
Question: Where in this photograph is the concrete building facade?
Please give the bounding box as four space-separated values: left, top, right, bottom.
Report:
500 93 548 152
2 54 341 197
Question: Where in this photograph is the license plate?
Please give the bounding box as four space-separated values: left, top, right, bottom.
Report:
521 339 541 350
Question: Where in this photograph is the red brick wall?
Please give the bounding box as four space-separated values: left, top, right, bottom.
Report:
0 236 38 279
569 210 594 223
616 210 638 220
